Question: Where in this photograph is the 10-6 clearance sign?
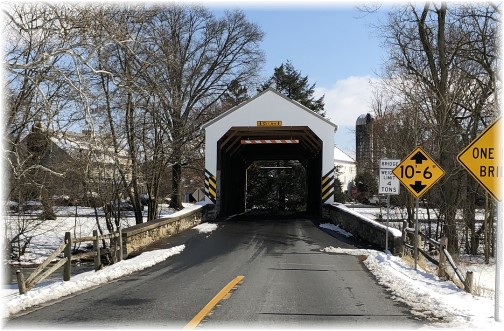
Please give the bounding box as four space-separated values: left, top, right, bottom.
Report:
392 147 445 199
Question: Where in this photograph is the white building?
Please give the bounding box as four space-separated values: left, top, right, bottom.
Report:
334 146 356 193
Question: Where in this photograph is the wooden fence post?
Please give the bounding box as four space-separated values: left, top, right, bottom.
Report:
93 230 102 271
63 232 71 281
16 270 26 295
110 236 116 265
438 237 447 278
465 270 473 293
401 220 407 256
118 224 123 262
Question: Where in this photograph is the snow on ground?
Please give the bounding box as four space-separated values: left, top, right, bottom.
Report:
337 204 403 237
3 245 186 318
2 204 501 329
193 222 218 234
318 211 501 330
2 219 220 319
3 235 498 328
345 203 488 223
319 223 353 237
321 246 498 329
335 205 498 296
4 203 194 265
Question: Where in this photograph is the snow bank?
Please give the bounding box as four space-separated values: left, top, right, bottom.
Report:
321 246 497 328
164 203 203 218
319 223 352 237
4 245 185 317
337 204 403 237
193 223 218 234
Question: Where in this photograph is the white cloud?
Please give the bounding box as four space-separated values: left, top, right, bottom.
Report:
315 75 377 127
314 75 379 158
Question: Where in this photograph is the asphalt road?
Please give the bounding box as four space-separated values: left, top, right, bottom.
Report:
6 215 425 329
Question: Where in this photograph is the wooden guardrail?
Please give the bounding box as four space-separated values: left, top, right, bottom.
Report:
16 227 123 295
403 226 473 293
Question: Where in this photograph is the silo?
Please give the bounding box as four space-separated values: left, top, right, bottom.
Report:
355 113 374 174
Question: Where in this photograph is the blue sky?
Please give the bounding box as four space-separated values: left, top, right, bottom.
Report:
211 2 390 158
242 7 385 85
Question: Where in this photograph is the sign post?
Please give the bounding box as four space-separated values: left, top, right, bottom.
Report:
457 117 502 321
497 201 503 322
379 159 400 253
393 147 445 269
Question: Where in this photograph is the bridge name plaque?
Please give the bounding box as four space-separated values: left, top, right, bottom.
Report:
257 121 282 127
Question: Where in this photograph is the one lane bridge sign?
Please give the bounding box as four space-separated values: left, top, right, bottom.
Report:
392 146 445 199
457 117 502 201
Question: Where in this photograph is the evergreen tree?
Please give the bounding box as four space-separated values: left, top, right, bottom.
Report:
333 166 347 203
354 171 377 204
258 60 325 117
246 160 306 213
246 61 326 213
222 79 249 109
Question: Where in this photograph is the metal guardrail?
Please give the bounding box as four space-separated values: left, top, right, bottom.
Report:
16 227 123 294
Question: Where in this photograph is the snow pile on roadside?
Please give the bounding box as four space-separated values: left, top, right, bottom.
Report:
319 223 352 237
321 246 497 329
193 223 218 234
165 203 203 218
336 204 403 237
4 245 185 317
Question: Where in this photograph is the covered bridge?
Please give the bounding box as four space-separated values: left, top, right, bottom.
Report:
202 88 338 217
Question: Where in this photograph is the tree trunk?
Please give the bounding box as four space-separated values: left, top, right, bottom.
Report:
148 197 158 222
146 177 160 221
465 187 478 255
169 162 183 210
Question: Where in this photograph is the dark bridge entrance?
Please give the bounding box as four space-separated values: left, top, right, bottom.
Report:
218 126 322 216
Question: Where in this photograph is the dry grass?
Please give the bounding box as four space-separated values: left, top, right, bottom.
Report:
400 251 495 295
400 251 431 272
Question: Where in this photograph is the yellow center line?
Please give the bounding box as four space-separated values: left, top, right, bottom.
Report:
183 275 245 329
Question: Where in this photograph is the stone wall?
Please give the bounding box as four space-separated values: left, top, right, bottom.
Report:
322 204 403 255
121 205 204 257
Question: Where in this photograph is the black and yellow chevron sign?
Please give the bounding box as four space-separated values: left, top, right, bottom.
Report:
204 169 217 203
321 168 335 203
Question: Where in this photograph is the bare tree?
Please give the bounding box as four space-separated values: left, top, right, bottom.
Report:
3 3 89 258
373 2 499 255
4 2 265 244
138 6 264 209
452 4 499 256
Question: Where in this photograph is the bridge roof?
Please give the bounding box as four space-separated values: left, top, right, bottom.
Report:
201 87 338 130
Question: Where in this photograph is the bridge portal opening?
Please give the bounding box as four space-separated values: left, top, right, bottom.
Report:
217 126 322 217
246 160 307 213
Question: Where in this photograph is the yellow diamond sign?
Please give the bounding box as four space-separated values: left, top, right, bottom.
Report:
457 117 502 201
392 146 445 199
